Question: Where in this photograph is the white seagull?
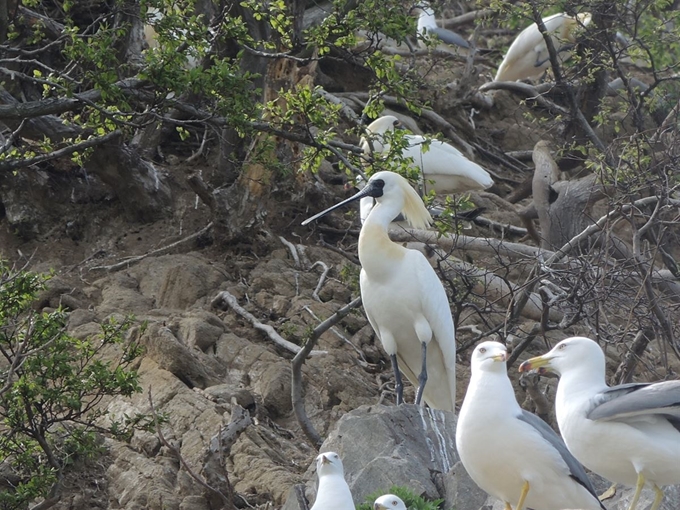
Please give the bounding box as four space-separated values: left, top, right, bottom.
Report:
494 12 592 82
374 494 407 510
310 452 355 510
457 341 606 510
413 2 469 50
303 171 457 411
520 336 680 510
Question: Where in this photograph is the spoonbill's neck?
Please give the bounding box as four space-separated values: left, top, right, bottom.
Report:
358 199 406 275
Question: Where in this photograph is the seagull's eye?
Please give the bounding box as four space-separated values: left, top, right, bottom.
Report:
392 501 398 506
333 454 339 459
558 343 567 350
479 347 486 354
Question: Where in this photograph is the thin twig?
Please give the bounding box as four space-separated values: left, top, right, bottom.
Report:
291 297 362 447
89 223 214 272
310 261 329 301
148 389 232 507
212 291 326 356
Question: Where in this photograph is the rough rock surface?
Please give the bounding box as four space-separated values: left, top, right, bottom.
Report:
283 404 680 510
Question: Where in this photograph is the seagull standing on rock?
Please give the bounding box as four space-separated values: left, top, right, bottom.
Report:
520 336 680 510
310 452 355 510
457 341 606 510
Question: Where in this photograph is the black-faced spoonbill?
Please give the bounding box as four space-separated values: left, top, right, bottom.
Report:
359 115 493 224
302 171 456 411
310 452 355 510
494 12 592 82
457 341 605 510
413 2 469 50
520 337 680 510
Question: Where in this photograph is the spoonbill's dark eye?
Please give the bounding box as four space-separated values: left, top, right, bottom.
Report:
373 179 385 190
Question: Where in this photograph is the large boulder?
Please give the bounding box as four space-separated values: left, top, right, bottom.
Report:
283 404 680 510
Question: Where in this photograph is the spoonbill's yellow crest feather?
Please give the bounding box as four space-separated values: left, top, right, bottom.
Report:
396 175 433 231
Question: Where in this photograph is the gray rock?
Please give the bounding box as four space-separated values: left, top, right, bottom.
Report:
282 404 477 510
283 404 680 510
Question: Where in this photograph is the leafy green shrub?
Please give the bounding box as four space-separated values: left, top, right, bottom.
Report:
0 261 148 509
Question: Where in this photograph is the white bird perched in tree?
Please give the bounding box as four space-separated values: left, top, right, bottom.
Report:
457 341 606 510
310 452 355 510
374 494 407 510
520 336 680 510
413 2 469 50
302 171 457 411
359 115 493 223
494 12 592 82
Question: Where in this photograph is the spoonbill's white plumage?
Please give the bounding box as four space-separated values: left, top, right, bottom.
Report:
494 12 592 82
457 341 606 510
302 171 456 411
361 116 493 194
359 115 493 223
520 336 680 510
374 494 407 510
414 3 469 50
310 452 355 510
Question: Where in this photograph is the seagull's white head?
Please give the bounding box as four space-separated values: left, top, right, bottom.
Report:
470 341 507 373
519 336 605 377
374 494 407 510
315 451 344 478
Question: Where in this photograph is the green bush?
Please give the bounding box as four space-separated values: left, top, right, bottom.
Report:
0 261 147 509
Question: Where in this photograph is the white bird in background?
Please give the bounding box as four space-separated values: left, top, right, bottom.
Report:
520 337 680 510
457 341 606 510
494 12 592 82
359 115 493 223
413 2 469 50
374 494 407 510
310 452 355 510
303 171 457 411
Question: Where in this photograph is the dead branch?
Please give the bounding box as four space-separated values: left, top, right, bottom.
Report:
310 261 329 301
89 223 214 272
477 81 570 116
148 389 233 509
291 296 362 448
280 236 301 268
612 330 652 384
212 291 327 357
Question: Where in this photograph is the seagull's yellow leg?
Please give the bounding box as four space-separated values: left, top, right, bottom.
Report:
649 484 664 510
504 504 512 510
516 481 530 510
627 473 645 510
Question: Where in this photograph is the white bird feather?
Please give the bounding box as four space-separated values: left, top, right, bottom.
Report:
457 341 605 510
495 12 592 82
374 494 407 510
310 452 355 510
520 336 680 510
414 3 469 50
302 171 457 411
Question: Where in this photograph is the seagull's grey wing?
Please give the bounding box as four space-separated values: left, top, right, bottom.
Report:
518 411 606 509
428 27 470 48
588 380 680 426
